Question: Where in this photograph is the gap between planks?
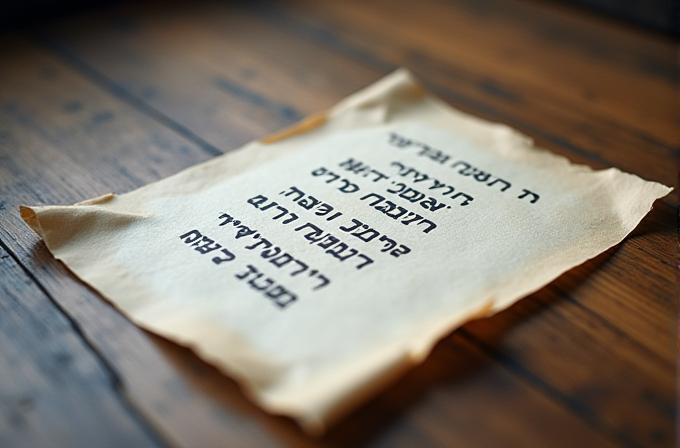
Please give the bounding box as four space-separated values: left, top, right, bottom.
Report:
0 237 172 448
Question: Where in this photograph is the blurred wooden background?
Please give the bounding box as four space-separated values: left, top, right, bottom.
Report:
0 0 676 446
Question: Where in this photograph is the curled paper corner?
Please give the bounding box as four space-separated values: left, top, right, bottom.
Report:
334 68 428 113
19 206 42 236
21 192 117 235
258 68 429 147
19 198 151 254
329 69 429 126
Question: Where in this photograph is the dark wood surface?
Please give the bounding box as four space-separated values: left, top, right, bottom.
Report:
0 0 676 446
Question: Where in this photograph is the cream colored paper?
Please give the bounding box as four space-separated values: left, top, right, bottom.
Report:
21 69 670 433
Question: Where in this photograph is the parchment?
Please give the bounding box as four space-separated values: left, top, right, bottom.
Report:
21 69 671 434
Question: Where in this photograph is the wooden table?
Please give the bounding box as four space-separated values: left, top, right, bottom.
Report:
0 0 676 446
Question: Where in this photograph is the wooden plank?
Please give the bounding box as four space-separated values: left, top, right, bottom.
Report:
0 37 281 448
0 244 161 448
34 1 379 151
146 326 620 448
0 0 673 445
40 0 675 360
531 0 677 36
28 0 675 445
38 0 675 198
275 0 678 144
246 0 676 191
213 6 676 444
0 33 627 447
462 236 676 447
548 202 677 363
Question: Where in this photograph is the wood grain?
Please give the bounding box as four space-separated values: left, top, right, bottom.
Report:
40 0 676 197
0 38 280 448
0 0 675 446
0 244 160 447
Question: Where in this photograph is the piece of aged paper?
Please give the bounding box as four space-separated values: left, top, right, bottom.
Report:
21 69 670 433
